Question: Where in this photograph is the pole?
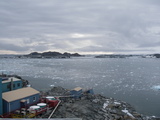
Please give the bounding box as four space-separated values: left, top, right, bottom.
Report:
48 100 61 119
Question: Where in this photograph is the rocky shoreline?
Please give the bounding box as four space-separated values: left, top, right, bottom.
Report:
40 86 158 120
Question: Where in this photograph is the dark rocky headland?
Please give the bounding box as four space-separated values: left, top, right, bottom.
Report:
95 54 160 59
41 86 158 120
24 51 83 58
0 51 83 59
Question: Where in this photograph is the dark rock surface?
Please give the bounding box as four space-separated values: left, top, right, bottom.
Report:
41 86 157 120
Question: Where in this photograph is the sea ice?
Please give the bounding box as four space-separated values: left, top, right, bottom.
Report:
151 85 160 90
124 84 129 88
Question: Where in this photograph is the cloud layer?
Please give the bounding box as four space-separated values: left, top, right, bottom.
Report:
0 0 160 54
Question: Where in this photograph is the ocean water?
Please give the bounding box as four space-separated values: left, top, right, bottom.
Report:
0 57 160 116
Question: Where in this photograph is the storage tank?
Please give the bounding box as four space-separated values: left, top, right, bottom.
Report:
37 103 47 108
46 96 56 100
29 105 40 110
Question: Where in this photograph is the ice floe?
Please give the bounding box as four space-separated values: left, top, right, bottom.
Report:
50 84 55 87
151 85 160 90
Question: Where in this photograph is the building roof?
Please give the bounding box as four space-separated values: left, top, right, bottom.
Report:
73 87 82 91
2 77 21 84
2 87 40 102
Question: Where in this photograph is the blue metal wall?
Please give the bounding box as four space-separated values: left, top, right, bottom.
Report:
2 80 22 92
70 89 82 98
0 78 3 115
3 94 40 114
86 89 94 94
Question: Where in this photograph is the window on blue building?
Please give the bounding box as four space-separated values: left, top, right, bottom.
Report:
7 84 10 89
17 83 20 87
27 99 30 104
33 96 36 102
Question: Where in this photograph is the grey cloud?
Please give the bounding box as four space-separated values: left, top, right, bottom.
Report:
138 42 160 48
0 38 49 53
0 0 160 54
0 43 29 52
77 45 154 53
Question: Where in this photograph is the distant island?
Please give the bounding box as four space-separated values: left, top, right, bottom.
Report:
22 51 83 58
95 53 160 58
1 52 160 59
0 51 83 59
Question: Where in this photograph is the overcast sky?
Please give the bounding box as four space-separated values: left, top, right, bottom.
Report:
0 0 160 54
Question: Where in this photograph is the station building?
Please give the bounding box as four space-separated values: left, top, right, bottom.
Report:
0 77 40 115
0 78 3 115
2 87 40 114
2 77 23 92
70 87 83 98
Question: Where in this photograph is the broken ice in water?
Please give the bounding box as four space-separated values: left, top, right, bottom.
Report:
151 85 160 91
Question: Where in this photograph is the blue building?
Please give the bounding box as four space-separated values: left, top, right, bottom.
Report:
86 88 94 95
0 78 3 115
2 87 40 114
70 87 82 98
2 77 23 92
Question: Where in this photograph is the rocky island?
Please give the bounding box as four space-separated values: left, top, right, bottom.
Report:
0 51 83 59
23 51 83 58
95 54 160 59
40 86 158 120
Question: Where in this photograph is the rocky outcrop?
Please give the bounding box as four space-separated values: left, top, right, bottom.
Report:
24 51 83 58
153 54 160 58
41 86 157 120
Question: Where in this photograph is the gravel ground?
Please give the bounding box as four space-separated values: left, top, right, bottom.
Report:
40 86 158 120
